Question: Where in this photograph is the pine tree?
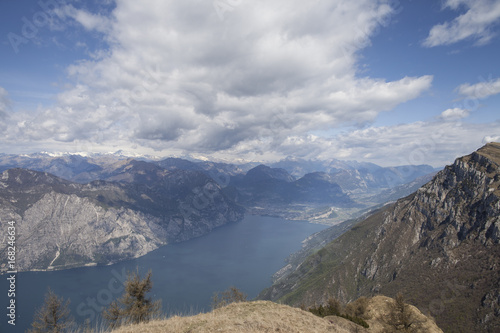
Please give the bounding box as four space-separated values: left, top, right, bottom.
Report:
29 288 74 333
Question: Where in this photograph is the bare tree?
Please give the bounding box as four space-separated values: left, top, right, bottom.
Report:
103 270 162 329
29 288 74 333
387 293 419 332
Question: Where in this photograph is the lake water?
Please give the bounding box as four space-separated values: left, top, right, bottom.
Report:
1 215 327 332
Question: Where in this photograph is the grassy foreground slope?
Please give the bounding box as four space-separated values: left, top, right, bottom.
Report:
111 299 442 333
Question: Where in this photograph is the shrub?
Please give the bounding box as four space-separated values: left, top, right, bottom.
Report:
308 296 369 329
345 296 369 318
211 286 247 310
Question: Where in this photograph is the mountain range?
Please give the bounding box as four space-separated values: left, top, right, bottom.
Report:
0 152 436 221
0 152 437 272
0 153 437 192
259 142 500 332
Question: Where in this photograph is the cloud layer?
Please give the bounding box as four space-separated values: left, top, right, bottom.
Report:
3 0 498 166
3 0 435 158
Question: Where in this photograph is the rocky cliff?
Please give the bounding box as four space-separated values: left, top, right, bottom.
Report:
260 143 500 332
0 167 244 272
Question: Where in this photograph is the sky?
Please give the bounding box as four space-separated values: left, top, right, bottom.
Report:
0 0 499 167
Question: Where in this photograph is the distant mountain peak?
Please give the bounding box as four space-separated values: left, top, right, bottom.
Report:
246 164 296 182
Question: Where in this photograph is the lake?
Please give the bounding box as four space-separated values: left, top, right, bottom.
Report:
1 215 328 332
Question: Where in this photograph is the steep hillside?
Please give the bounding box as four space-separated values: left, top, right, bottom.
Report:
111 298 442 333
260 143 500 332
0 168 244 272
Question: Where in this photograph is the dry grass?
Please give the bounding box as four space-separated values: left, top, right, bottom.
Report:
111 301 349 333
108 296 443 333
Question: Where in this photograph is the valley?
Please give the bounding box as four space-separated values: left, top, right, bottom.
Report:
1 145 498 332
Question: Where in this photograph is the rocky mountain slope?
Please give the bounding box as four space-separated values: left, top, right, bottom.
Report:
111 298 442 333
0 167 244 272
260 143 500 332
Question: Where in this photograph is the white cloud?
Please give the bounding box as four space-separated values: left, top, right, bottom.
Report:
456 77 500 99
423 0 500 47
440 108 470 120
328 120 500 167
484 135 500 143
5 0 434 160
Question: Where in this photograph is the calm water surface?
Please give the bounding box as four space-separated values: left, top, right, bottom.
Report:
1 215 327 332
